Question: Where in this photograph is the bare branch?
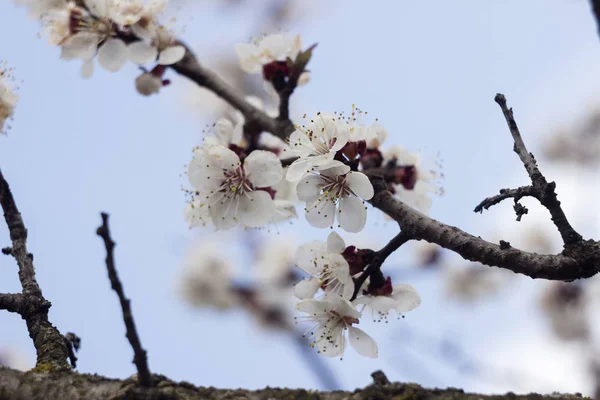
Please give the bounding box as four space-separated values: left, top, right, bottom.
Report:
96 212 152 388
171 45 294 140
0 293 23 314
494 94 582 246
350 231 411 301
590 0 600 40
474 186 536 216
0 169 70 369
368 172 600 281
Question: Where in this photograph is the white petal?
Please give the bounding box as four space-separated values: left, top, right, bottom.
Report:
295 240 327 275
296 174 322 202
348 327 378 358
235 43 261 74
391 284 422 312
346 172 374 200
80 59 94 79
262 80 278 98
245 150 284 188
61 34 98 60
305 198 335 229
293 278 321 299
98 39 129 72
207 145 241 171
238 190 275 227
158 45 186 65
258 33 289 60
327 231 345 254
338 196 367 233
128 41 158 64
297 71 310 86
209 196 238 230
286 158 313 182
315 324 345 358
296 298 328 314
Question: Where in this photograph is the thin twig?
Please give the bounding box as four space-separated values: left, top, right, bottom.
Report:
494 94 582 246
0 169 70 369
590 0 600 40
473 186 536 214
96 212 152 388
350 231 411 301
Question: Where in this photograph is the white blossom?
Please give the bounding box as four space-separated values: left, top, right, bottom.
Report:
293 231 354 300
129 25 185 65
297 166 374 232
179 241 237 310
295 297 378 359
354 284 421 322
183 196 210 228
285 112 350 182
0 63 19 136
235 33 302 74
187 144 283 230
383 146 442 215
255 240 294 285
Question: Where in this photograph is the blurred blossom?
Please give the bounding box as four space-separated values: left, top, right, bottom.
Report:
543 109 600 166
254 239 295 285
540 282 589 342
414 242 443 268
445 265 509 302
178 240 238 310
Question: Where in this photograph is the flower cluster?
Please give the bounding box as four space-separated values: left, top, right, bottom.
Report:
0 62 19 135
294 231 421 359
16 0 182 81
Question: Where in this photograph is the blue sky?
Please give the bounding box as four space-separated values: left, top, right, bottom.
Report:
1 0 600 395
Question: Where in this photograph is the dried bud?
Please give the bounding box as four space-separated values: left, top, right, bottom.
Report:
367 276 394 296
135 73 162 96
393 165 417 190
342 246 375 275
361 148 383 169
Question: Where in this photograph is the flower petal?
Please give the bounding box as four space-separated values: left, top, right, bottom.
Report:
80 59 94 79
338 196 367 233
129 41 158 64
391 284 422 312
305 198 335 229
158 45 186 65
207 145 240 171
245 150 284 188
295 240 327 275
346 171 374 200
296 174 322 202
327 231 345 254
209 196 238 230
293 278 321 299
98 39 129 72
348 327 378 358
286 158 313 181
238 190 275 227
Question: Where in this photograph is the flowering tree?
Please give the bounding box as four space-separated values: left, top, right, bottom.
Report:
2 0 600 398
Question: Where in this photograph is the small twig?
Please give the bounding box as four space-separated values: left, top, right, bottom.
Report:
350 231 411 301
474 186 536 214
0 169 70 369
590 0 600 40
64 332 81 368
494 94 582 246
96 212 152 388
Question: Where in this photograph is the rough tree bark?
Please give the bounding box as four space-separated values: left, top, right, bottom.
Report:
0 367 590 400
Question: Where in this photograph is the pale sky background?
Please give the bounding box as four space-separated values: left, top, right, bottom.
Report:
1 0 600 396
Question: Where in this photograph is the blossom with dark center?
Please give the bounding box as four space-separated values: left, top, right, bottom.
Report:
297 166 374 232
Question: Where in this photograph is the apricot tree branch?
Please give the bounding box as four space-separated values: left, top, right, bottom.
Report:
493 94 582 246
368 172 600 281
350 231 411 301
171 45 294 140
590 0 600 39
96 212 152 388
0 169 70 369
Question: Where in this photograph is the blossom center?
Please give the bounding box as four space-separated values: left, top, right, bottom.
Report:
219 166 253 198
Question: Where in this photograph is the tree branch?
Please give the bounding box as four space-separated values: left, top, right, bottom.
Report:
0 293 23 314
494 94 582 246
368 172 600 281
0 169 70 369
350 231 411 301
96 212 152 388
473 186 536 218
590 0 600 39
171 45 294 140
